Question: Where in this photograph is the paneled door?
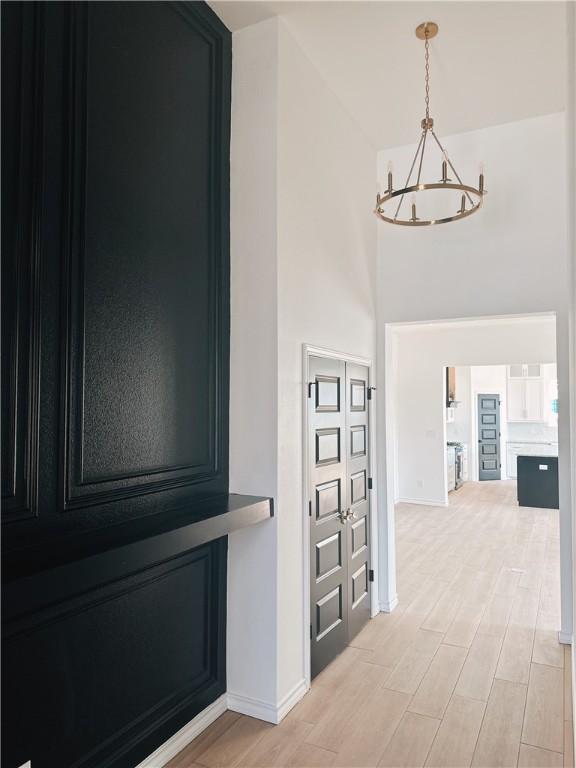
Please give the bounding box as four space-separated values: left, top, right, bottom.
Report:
345 363 371 641
477 393 501 481
308 356 371 678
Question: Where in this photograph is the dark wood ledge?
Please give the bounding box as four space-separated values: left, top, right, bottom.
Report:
3 493 273 625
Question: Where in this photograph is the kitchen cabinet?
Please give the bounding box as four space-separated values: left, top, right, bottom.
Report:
507 366 544 422
506 442 558 478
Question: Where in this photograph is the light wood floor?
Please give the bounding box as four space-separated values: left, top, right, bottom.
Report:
168 481 573 768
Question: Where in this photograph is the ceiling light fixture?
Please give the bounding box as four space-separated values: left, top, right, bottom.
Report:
375 22 486 227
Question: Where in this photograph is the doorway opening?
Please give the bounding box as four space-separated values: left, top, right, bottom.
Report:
384 312 570 646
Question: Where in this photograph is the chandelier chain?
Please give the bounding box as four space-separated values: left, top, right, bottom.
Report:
424 31 430 121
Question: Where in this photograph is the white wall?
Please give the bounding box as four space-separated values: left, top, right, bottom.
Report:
276 23 377 698
393 317 556 505
228 17 280 713
377 112 573 640
229 17 377 719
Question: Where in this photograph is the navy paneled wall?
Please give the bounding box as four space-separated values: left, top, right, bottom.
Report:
1 3 232 766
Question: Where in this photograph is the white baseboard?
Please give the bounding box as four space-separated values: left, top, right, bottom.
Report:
135 694 227 768
396 497 448 507
380 595 399 613
559 631 573 645
228 678 308 725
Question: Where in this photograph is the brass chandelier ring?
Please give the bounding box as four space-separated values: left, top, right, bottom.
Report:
375 183 484 227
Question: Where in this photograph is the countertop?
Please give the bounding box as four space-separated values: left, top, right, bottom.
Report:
506 440 558 445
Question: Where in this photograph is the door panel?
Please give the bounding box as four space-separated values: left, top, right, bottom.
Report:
345 362 371 640
309 357 372 677
478 393 501 481
309 357 348 678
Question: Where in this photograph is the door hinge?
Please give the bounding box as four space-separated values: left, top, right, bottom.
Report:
307 381 315 398
369 569 374 582
308 500 312 517
367 386 376 400
310 624 313 640
367 477 373 490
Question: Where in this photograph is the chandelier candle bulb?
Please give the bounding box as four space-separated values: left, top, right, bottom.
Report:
387 169 393 193
441 160 448 182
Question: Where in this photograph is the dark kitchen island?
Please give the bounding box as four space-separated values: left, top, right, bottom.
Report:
517 455 559 509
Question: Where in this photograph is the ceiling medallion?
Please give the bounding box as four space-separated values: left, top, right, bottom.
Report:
375 22 486 227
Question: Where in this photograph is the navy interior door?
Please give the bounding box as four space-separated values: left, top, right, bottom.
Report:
477 393 501 481
308 356 371 678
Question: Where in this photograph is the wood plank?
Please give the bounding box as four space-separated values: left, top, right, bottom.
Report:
384 630 443 695
195 716 272 768
564 720 574 768
444 601 486 649
455 633 503 702
518 744 563 768
378 712 440 768
287 743 337 767
495 623 534 685
425 695 485 768
522 663 564 753
533 628 564 669
240 719 313 767
409 644 468 719
305 661 390 753
476 594 513 640
471 679 527 767
564 645 573 724
331 687 411 766
166 712 242 767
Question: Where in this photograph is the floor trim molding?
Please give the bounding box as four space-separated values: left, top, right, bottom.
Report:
135 694 228 768
396 497 448 507
228 679 308 725
559 631 573 645
380 595 399 613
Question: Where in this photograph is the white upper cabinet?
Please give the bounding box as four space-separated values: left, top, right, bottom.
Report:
507 365 544 422
508 363 541 379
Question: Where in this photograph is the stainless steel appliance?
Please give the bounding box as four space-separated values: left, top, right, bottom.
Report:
447 442 464 489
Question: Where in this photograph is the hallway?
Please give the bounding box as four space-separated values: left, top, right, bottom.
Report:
168 482 572 768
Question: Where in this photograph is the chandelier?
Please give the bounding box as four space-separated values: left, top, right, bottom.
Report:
375 22 485 226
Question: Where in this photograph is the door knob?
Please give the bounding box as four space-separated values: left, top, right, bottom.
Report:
348 508 357 521
339 509 348 524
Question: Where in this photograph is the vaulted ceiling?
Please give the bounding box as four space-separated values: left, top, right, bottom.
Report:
209 1 567 149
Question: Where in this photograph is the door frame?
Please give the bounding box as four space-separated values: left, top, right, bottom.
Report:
302 344 378 687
